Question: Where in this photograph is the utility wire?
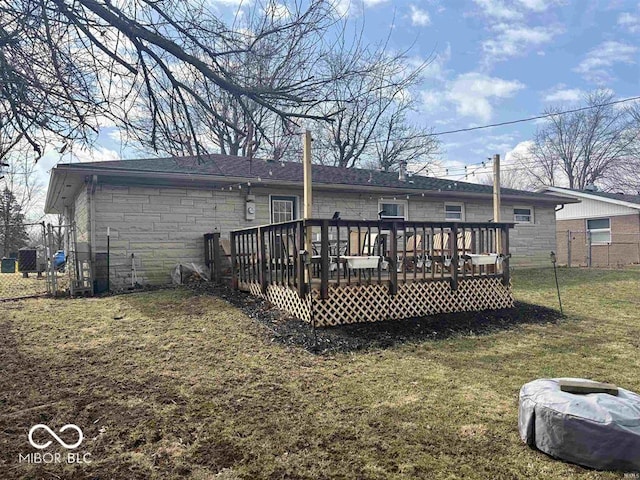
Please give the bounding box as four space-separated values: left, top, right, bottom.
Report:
274 94 640 146
430 95 640 137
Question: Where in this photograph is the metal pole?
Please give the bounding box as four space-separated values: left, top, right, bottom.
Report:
550 251 563 316
107 227 110 292
47 223 58 295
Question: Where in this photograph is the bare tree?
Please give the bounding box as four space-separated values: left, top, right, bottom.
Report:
1 154 43 219
314 38 439 170
612 102 640 193
0 0 350 161
0 187 29 256
479 167 540 191
522 90 640 190
372 112 439 172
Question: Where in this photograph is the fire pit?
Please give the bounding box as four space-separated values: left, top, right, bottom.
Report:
519 378 640 471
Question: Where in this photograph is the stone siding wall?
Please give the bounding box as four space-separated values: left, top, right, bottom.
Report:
85 183 557 286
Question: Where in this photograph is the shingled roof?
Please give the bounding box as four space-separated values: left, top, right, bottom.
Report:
569 189 640 206
59 153 560 201
540 186 640 208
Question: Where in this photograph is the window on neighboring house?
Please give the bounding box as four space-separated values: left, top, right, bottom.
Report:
444 203 464 221
514 207 533 223
378 200 408 220
587 218 611 244
270 195 297 223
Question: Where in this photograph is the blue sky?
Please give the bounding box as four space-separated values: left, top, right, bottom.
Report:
357 0 639 178
36 0 640 184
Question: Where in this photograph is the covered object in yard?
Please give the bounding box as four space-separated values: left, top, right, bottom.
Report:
519 378 640 471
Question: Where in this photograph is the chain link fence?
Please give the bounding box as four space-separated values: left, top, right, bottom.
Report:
556 230 640 267
0 222 69 300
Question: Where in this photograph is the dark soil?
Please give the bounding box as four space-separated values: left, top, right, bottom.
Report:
189 282 564 355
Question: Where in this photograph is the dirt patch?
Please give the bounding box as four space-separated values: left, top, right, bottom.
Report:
0 320 199 479
190 282 564 354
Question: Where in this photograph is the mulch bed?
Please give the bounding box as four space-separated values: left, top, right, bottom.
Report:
189 281 564 354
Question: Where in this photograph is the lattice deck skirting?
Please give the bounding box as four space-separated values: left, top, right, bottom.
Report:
237 277 513 327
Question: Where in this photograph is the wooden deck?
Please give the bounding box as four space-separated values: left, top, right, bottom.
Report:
207 218 515 326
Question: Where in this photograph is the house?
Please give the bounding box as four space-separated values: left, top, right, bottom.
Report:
540 186 640 267
44 155 573 324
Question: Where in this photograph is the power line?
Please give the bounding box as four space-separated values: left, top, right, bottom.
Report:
275 94 640 146
430 95 640 136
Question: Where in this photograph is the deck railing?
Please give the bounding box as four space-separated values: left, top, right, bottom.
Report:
225 219 513 299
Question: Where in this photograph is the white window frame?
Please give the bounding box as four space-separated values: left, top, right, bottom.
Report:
444 202 465 221
378 199 409 220
586 217 611 245
269 194 299 224
513 206 534 224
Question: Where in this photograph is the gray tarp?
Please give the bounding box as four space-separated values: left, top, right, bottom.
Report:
171 263 210 284
519 378 640 471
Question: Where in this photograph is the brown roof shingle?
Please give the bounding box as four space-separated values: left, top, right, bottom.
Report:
63 153 559 201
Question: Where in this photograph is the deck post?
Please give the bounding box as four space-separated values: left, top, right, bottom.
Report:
501 225 510 286
212 232 221 283
297 222 306 298
451 223 459 291
493 153 502 253
259 227 267 293
389 220 398 296
320 219 330 299
230 232 238 289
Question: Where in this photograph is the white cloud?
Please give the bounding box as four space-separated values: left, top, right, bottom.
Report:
543 87 584 103
482 24 563 61
70 145 120 164
515 0 562 12
447 72 525 122
330 0 353 17
410 5 431 26
505 140 533 163
475 0 562 18
363 0 387 5
420 90 444 113
419 43 451 81
473 0 523 19
575 40 638 84
618 11 640 33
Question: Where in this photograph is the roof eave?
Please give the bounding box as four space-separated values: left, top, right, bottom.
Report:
539 186 640 209
55 164 567 205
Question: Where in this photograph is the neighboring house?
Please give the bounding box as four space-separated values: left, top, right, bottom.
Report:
540 186 640 267
45 154 572 288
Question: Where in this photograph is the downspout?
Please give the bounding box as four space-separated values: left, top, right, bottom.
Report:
89 175 98 263
63 206 71 254
554 204 564 213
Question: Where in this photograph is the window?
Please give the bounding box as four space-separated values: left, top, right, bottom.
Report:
378 200 408 220
587 218 611 244
514 207 533 223
444 203 464 221
270 195 297 223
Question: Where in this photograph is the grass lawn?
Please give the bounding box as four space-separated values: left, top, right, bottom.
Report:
0 271 69 300
1 267 639 479
0 272 49 300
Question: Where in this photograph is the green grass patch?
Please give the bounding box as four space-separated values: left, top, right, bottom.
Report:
0 267 638 479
